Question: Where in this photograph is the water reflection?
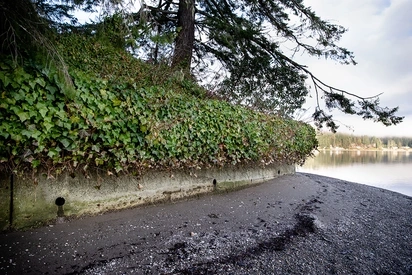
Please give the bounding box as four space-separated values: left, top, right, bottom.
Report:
297 150 412 197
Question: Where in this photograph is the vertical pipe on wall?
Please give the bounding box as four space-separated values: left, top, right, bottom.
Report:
9 173 13 229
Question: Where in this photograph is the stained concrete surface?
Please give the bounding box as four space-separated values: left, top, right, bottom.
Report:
0 163 294 231
0 173 411 274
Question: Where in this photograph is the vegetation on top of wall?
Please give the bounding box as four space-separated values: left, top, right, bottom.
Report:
56 32 206 98
0 56 317 178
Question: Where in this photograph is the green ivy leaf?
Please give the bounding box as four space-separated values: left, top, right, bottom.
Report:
0 73 11 87
70 115 81 124
43 121 54 132
12 90 25 101
92 144 100 153
100 89 108 99
32 159 41 168
60 138 71 148
46 84 57 94
0 131 10 138
5 97 16 105
28 80 36 90
95 158 104 166
35 78 46 87
16 110 30 122
112 98 122 106
37 105 49 118
21 130 32 138
55 110 67 120
47 148 59 158
0 102 8 109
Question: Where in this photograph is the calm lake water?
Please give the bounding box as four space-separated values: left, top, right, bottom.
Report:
296 150 412 197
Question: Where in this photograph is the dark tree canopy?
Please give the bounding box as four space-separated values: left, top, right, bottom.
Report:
0 0 404 131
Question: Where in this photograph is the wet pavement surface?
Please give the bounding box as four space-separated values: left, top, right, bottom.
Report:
1 173 411 274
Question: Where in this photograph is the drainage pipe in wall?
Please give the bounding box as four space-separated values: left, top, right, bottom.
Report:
9 173 13 229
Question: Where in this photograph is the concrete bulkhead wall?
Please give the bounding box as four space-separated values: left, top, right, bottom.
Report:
0 174 10 231
0 163 295 231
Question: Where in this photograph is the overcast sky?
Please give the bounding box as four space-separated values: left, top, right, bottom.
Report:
298 0 412 137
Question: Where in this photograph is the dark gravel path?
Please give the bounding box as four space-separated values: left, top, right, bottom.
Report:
1 173 411 274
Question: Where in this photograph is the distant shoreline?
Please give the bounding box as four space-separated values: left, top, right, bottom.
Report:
316 147 411 152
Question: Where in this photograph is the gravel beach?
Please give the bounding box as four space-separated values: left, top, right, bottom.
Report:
0 173 411 274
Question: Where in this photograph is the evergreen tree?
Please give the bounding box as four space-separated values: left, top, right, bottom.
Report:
134 0 403 130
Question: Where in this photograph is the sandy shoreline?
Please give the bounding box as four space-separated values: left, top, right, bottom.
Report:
0 173 411 274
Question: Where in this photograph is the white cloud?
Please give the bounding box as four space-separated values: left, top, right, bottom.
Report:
299 0 412 136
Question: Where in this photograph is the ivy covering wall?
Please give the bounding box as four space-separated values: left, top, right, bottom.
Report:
0 56 317 178
0 32 318 231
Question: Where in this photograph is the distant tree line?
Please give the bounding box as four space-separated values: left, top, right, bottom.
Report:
317 133 412 149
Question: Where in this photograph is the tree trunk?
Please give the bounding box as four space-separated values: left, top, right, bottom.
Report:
0 0 41 56
172 0 195 72
0 4 7 55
